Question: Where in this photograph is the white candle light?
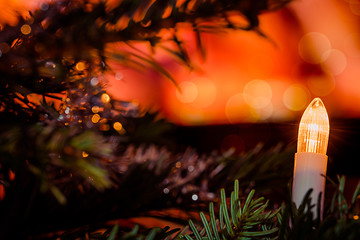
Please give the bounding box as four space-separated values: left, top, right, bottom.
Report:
292 97 330 219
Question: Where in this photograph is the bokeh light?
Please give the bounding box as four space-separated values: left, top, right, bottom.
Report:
75 61 86 71
92 106 100 113
91 114 101 123
321 49 347 75
20 24 31 35
6 0 358 125
243 79 272 109
283 84 309 111
298 32 332 64
191 77 217 108
101 93 111 103
175 81 198 103
225 93 253 123
113 121 123 131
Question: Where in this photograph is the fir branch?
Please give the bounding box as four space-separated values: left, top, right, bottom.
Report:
0 0 293 119
278 175 360 240
182 180 279 240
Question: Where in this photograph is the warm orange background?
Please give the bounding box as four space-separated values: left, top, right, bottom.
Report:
3 0 360 125
106 0 360 125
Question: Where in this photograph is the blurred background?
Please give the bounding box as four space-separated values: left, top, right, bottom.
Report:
2 0 360 174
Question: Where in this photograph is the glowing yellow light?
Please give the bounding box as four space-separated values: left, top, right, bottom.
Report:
92 106 100 113
20 24 31 35
353 215 359 220
91 114 101 123
297 98 329 154
82 152 89 158
113 121 123 131
101 93 111 103
76 62 86 71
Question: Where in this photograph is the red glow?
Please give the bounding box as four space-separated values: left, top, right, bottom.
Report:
4 0 360 125
108 0 360 125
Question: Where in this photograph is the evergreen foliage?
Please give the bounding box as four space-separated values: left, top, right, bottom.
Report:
182 180 279 240
0 0 359 239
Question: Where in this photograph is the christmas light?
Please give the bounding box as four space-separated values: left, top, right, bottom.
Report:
292 98 329 219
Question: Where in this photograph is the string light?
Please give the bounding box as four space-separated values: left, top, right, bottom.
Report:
91 114 100 123
101 93 110 103
113 122 122 131
297 98 329 154
75 62 86 71
92 106 100 113
292 97 330 219
21 24 31 35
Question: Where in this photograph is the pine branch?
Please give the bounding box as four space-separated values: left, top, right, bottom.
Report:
278 175 360 240
181 180 279 240
0 0 292 119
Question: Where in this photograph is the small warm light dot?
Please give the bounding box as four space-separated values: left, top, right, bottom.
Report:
92 106 100 113
76 62 86 71
176 81 198 103
188 165 194 172
163 188 170 194
101 93 111 103
21 24 32 35
91 114 100 123
82 152 89 158
283 84 309 111
192 194 198 201
113 121 123 131
175 162 182 168
353 215 359 220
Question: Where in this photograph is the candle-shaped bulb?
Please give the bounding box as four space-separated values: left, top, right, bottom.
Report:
297 98 329 155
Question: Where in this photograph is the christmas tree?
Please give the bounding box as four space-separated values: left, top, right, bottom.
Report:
0 0 359 239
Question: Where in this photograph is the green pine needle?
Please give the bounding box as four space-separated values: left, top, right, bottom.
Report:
183 180 279 240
